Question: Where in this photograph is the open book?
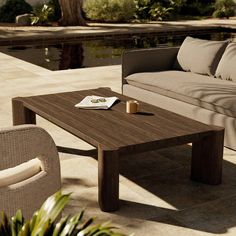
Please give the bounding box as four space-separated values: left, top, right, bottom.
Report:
75 96 119 110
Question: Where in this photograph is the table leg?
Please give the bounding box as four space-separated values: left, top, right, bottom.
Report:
191 129 224 185
98 146 119 212
12 98 36 125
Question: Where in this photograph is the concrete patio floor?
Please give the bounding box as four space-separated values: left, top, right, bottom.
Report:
1 19 236 235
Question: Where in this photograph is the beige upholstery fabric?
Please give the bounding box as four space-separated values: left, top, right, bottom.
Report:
0 158 42 188
122 47 179 87
215 43 236 81
175 36 228 75
0 125 61 219
125 70 236 117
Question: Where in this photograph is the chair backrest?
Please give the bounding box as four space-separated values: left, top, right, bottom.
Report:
0 125 61 219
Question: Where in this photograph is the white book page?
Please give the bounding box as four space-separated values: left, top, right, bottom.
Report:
75 96 119 109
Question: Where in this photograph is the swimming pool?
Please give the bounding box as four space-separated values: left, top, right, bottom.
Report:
0 29 235 71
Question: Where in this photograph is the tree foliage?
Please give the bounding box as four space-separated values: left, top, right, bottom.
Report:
48 0 61 21
180 0 215 16
213 0 235 18
31 4 54 25
134 0 223 20
0 0 32 23
84 0 136 22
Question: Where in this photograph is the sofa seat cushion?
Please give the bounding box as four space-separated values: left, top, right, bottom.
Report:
175 36 228 76
215 43 236 82
125 70 236 118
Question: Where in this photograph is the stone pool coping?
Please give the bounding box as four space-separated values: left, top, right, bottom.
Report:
0 18 236 45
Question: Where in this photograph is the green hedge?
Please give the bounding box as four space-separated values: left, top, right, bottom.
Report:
84 0 136 22
213 0 235 18
48 0 61 21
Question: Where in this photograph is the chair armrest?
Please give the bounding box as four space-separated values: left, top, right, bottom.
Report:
0 125 60 174
0 158 42 188
122 47 179 86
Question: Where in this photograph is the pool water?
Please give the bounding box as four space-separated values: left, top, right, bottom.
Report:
0 29 235 71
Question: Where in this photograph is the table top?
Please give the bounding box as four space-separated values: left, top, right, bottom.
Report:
15 88 222 153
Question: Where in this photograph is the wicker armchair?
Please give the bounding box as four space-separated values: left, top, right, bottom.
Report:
0 125 61 219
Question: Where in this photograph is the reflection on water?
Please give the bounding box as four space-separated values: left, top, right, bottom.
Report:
0 30 235 71
59 43 84 70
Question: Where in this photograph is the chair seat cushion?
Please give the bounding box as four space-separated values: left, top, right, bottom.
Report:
125 70 236 118
0 158 42 188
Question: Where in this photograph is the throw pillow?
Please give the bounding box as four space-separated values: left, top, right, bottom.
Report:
175 36 228 76
215 42 236 82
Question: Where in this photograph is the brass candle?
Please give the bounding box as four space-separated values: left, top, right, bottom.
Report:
126 100 139 114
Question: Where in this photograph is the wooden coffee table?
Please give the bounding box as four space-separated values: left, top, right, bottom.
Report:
12 88 224 212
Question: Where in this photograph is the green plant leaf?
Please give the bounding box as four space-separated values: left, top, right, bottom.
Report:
31 3 54 25
11 210 24 236
52 216 69 236
0 211 12 236
0 191 128 236
18 221 30 236
59 213 82 236
77 223 122 236
30 16 39 25
31 191 70 235
29 212 38 232
33 219 52 236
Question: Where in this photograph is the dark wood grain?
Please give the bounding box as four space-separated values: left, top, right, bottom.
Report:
98 145 119 212
12 97 36 125
12 87 224 212
12 88 217 151
191 129 224 185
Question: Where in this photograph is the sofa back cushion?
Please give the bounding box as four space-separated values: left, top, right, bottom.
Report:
215 43 236 81
175 36 228 76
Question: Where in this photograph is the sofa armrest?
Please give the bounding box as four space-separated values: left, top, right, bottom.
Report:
122 47 179 86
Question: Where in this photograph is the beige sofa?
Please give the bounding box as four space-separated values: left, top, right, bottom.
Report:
122 36 236 150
